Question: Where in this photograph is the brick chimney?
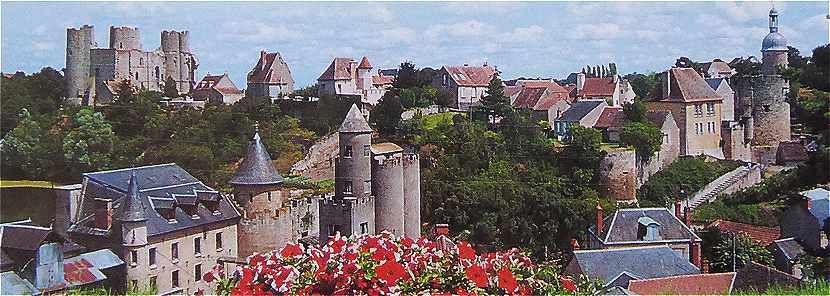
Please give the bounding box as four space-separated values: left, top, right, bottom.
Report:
570 238 581 251
94 198 112 229
596 203 604 234
684 205 692 227
805 197 813 210
690 236 702 269
661 70 671 99
260 51 267 71
674 197 682 218
435 224 449 237
576 73 586 91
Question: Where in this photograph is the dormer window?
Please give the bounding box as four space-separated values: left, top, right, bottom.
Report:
637 217 661 241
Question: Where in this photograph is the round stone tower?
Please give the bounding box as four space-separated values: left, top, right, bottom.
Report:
761 8 788 75
754 8 791 146
161 30 189 53
109 26 141 50
402 152 421 238
372 143 405 236
65 25 95 98
229 124 285 208
336 104 373 201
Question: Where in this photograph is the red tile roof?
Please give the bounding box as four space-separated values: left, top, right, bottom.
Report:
628 272 737 295
593 107 626 128
248 51 293 85
707 219 781 246
511 80 570 111
443 65 495 87
505 85 522 98
580 77 617 97
357 56 373 69
193 73 242 94
319 57 356 81
512 87 548 109
650 68 721 103
777 141 809 163
372 75 394 85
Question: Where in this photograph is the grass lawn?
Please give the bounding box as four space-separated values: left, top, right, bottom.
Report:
0 179 59 188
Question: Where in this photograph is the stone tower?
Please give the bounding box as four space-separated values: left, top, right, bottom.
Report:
161 30 196 93
372 143 405 236
229 125 285 206
402 152 421 238
114 173 148 262
761 8 788 75
356 56 373 91
109 26 141 50
335 104 373 201
65 25 95 98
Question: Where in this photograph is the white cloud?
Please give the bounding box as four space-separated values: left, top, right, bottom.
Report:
507 25 545 42
379 27 417 45
218 21 303 43
440 2 525 15
569 23 622 40
425 20 487 40
31 41 54 51
714 1 783 22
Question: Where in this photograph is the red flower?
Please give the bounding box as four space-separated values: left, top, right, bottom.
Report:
497 268 518 293
457 241 476 260
560 275 577 292
375 260 408 285
280 243 303 259
465 265 489 288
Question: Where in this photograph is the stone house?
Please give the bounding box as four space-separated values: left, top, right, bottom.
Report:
191 73 243 105
645 67 724 157
509 80 571 128
700 60 736 79
431 64 496 110
66 26 198 105
706 78 735 122
317 57 393 106
569 72 635 107
553 100 607 140
780 188 830 252
67 164 240 295
587 207 701 261
644 111 681 168
564 245 699 289
246 51 294 98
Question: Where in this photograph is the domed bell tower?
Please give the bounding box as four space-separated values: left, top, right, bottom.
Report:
761 8 788 75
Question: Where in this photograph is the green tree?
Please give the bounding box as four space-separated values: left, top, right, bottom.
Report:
1 109 49 178
163 76 179 98
62 108 116 175
623 72 657 99
801 44 830 91
622 100 648 123
370 92 403 136
480 74 512 123
710 232 775 272
561 126 605 184
394 61 421 89
620 122 663 160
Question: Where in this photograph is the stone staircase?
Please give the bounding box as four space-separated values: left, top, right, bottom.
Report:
685 164 757 210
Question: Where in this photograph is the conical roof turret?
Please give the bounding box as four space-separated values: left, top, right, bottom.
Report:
115 173 148 222
230 125 285 185
357 56 373 69
338 104 372 133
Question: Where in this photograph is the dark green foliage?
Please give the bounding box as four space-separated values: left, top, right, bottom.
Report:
479 74 513 122
800 44 829 91
708 231 774 272
62 108 116 176
620 122 663 160
732 58 761 76
294 83 319 97
637 156 740 207
394 61 422 89
622 101 648 123
693 200 779 227
1 68 65 135
399 86 439 109
163 76 179 98
623 72 657 99
370 93 404 136
560 126 605 185
791 88 829 136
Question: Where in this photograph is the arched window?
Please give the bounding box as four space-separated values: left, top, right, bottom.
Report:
134 72 138 80
154 66 160 81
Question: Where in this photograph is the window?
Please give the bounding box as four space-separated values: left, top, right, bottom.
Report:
130 250 138 265
172 270 179 288
149 276 157 291
327 224 335 236
344 181 353 195
343 145 353 158
706 103 715 115
171 242 179 260
194 264 202 281
363 144 371 157
364 180 371 194
694 104 703 116
194 237 201 255
149 248 156 266
442 74 449 86
216 233 223 250
360 222 369 234
139 58 144 66
131 280 138 290
134 72 139 80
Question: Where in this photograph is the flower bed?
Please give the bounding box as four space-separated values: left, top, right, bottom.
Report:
203 232 598 295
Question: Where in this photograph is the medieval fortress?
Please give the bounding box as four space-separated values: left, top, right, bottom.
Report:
65 25 198 104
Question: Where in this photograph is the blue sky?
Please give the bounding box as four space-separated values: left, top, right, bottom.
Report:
2 1 828 88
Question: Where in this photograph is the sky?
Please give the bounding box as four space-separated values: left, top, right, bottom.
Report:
1 1 828 88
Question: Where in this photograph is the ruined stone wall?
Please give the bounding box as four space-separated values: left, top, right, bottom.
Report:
109 26 141 50
762 51 788 75
598 149 637 203
66 25 95 98
237 189 319 257
722 122 752 161
733 75 790 147
402 153 421 238
317 195 375 243
372 152 405 236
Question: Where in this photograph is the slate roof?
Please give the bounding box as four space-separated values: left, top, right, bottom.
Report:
230 131 284 186
733 261 800 293
594 107 625 129
705 77 726 91
0 271 38 295
339 104 372 133
776 141 809 163
73 164 240 238
627 272 736 295
319 57 356 81
769 238 805 261
803 187 830 229
589 208 700 244
557 100 605 122
442 65 496 87
701 61 734 76
707 219 781 246
114 173 148 222
648 68 721 103
580 77 618 97
0 223 62 251
568 246 700 287
248 51 293 85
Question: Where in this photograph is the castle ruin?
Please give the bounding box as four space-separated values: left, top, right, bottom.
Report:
65 25 198 104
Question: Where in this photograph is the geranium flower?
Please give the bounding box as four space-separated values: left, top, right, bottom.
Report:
465 265 489 288
457 241 476 260
497 268 519 293
375 260 408 285
279 243 303 259
559 275 577 292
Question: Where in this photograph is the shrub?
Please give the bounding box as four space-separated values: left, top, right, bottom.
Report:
637 156 740 207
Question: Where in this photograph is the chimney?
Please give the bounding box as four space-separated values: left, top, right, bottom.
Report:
94 198 112 229
576 73 586 91
805 197 813 210
662 70 671 99
684 205 692 227
463 63 469 67
435 224 449 237
570 238 581 251
596 203 604 234
613 75 619 83
34 243 65 290
690 236 702 269
674 196 682 218
260 51 267 70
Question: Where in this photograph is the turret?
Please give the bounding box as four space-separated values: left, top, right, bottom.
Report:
336 104 373 201
161 30 190 53
65 25 95 98
109 26 141 50
115 173 148 247
372 143 405 236
761 8 788 75
402 152 421 238
356 56 373 90
230 124 284 207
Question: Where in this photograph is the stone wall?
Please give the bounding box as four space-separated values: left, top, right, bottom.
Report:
402 153 421 238
372 152 405 236
733 75 791 147
599 149 637 203
65 25 95 98
109 26 141 50
237 189 319 257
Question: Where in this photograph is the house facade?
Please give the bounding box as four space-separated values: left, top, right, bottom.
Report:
553 100 607 140
246 51 294 98
431 64 496 110
509 79 571 128
569 72 635 107
191 73 243 105
645 67 724 157
317 57 393 106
